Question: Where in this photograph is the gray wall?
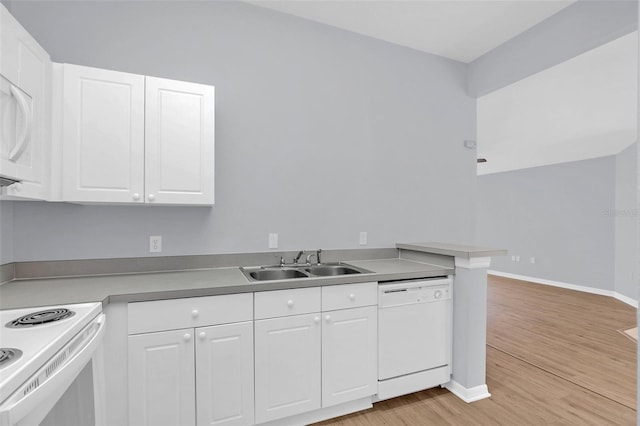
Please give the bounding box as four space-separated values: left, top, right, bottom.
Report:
5 1 476 262
615 142 638 300
468 0 638 97
0 201 12 264
477 156 616 291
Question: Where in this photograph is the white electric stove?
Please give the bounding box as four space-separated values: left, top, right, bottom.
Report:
0 302 105 426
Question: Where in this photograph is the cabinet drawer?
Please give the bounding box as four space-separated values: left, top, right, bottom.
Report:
322 282 378 311
128 293 253 334
254 287 321 319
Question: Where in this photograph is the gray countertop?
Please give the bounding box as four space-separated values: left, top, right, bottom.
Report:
0 258 452 310
397 242 507 259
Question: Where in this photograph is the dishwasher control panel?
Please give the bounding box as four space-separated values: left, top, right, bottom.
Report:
378 277 451 307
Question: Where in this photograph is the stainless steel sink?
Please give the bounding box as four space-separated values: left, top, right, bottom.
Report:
304 265 364 276
248 269 309 281
240 262 371 281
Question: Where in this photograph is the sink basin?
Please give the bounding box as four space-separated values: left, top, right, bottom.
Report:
248 269 309 281
305 265 363 276
241 262 372 282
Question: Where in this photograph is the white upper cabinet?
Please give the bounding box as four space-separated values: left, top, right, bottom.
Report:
62 64 145 203
60 63 215 205
145 77 215 205
0 4 51 200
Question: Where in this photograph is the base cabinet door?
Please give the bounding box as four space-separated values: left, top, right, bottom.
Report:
195 321 254 426
128 329 196 426
254 314 321 424
322 306 378 407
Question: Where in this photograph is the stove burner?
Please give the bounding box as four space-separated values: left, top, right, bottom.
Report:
5 308 75 328
0 348 22 367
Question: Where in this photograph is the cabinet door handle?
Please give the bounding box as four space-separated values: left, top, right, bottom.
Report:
8 84 32 162
314 316 320 324
199 332 206 340
183 333 192 342
325 315 331 322
287 300 294 307
132 193 141 201
147 194 155 201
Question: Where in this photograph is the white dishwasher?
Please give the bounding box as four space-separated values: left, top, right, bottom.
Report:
377 276 452 401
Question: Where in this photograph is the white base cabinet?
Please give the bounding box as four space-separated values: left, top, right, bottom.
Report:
253 283 378 425
254 314 322 424
126 284 378 426
322 306 377 408
196 322 254 426
127 294 254 426
128 329 196 426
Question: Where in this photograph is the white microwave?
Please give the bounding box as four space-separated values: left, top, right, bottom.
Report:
0 4 52 198
0 73 34 185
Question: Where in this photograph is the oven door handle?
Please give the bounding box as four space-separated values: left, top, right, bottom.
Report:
0 314 106 426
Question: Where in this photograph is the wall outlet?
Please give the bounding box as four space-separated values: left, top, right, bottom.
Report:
268 233 278 249
515 255 520 262
530 257 536 264
511 255 516 261
359 231 368 246
150 236 162 253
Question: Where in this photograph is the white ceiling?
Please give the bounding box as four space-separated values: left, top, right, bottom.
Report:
250 0 576 63
477 31 638 175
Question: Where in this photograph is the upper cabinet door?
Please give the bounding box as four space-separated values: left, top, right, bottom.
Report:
62 64 145 203
145 77 214 205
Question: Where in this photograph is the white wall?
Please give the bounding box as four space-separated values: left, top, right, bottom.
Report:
477 32 637 176
615 142 638 300
477 155 616 292
5 1 476 262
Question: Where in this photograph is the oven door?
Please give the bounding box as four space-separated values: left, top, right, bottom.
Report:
0 314 106 426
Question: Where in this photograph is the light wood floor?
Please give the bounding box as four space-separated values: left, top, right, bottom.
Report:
315 275 637 425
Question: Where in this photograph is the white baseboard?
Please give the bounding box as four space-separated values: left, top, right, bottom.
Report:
444 380 491 403
488 270 638 308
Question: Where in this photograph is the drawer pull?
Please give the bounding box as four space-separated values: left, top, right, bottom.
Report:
287 300 294 307
191 309 199 318
349 293 356 300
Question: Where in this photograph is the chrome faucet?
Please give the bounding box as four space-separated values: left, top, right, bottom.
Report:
306 249 322 265
293 250 304 264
